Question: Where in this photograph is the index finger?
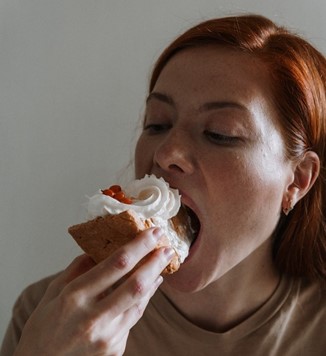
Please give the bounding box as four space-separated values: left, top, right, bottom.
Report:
63 227 164 298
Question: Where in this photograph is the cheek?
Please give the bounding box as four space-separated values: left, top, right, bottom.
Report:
207 151 285 225
233 161 285 235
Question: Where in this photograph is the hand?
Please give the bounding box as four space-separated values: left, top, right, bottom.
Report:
14 228 174 356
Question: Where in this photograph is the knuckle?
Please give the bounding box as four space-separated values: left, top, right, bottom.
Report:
59 284 85 310
130 276 147 297
111 249 133 271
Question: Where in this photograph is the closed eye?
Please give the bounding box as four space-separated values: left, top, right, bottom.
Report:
144 124 171 134
204 130 239 144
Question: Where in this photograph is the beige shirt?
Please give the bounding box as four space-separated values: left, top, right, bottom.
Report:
1 273 325 355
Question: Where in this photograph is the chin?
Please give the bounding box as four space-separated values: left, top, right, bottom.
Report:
162 266 211 294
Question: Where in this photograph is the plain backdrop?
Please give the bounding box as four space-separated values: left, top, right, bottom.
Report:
1 0 326 341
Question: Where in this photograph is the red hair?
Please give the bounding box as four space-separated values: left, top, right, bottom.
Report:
149 14 326 281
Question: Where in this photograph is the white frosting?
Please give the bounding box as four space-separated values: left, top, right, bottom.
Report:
87 175 181 220
151 217 191 263
86 174 190 263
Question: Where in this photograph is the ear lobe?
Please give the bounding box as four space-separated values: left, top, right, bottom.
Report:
282 151 320 214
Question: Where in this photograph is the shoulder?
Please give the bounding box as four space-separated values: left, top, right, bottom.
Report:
295 277 326 308
282 277 326 339
13 272 60 319
287 278 326 351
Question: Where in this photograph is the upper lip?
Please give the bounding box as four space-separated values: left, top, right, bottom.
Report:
178 189 197 212
152 173 202 229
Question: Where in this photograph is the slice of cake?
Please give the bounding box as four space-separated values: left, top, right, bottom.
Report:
68 175 194 273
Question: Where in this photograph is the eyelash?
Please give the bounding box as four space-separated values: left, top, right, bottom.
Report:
204 130 238 143
143 125 239 145
143 124 171 134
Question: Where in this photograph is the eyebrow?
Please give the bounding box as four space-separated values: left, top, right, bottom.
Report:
146 92 175 107
146 91 248 113
199 101 248 113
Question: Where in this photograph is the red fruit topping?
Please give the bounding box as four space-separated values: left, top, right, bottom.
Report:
101 184 132 204
109 185 122 193
102 189 114 197
114 191 125 201
120 197 133 204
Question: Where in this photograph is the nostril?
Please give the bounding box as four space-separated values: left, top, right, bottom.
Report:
154 143 194 175
168 163 185 173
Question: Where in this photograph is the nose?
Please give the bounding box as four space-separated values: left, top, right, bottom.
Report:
153 129 195 175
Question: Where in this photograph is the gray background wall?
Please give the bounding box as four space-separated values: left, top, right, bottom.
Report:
1 0 326 340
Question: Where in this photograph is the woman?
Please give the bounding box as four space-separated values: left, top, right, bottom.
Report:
2 14 325 355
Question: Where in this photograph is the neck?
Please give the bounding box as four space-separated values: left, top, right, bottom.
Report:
160 241 280 332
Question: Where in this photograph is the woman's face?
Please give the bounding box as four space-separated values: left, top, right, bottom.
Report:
135 46 294 292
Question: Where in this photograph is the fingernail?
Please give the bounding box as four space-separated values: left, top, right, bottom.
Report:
152 227 164 240
163 247 175 260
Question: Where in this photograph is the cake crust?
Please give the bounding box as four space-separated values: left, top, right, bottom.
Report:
68 210 151 264
68 208 191 273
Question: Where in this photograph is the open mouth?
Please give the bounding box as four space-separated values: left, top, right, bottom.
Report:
183 205 201 245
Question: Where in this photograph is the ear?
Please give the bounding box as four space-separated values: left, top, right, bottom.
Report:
282 151 320 215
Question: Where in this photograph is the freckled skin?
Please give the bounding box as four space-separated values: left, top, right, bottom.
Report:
135 46 294 292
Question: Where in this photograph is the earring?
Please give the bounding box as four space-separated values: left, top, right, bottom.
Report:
283 199 294 216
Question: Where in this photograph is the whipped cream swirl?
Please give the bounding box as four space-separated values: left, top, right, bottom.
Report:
87 175 181 221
